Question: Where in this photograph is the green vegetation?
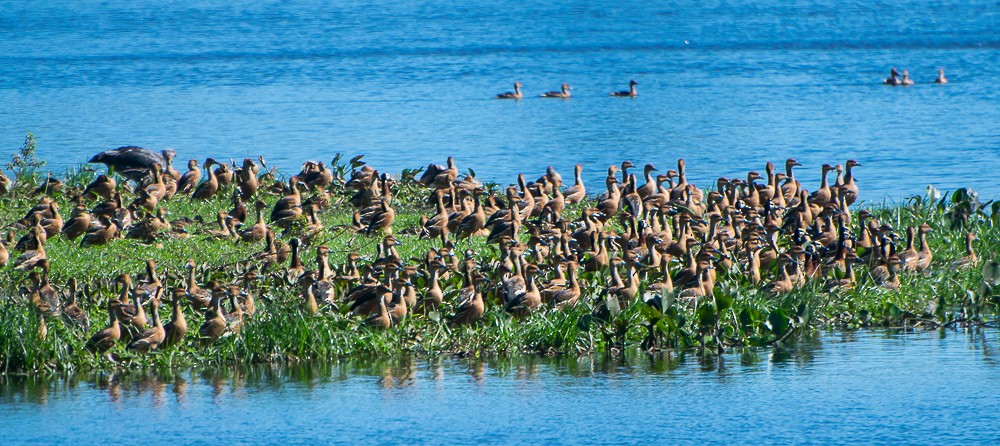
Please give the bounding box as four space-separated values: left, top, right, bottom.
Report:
0 135 998 375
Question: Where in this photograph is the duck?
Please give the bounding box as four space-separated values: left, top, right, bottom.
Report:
61 277 89 330
83 174 117 200
496 82 523 99
191 158 221 200
457 189 487 239
79 214 118 247
302 272 321 315
563 164 587 204
415 258 446 312
610 80 638 97
807 164 835 207
199 289 228 345
183 260 212 310
176 159 201 195
237 158 260 199
239 201 269 243
951 232 978 269
0 168 9 195
540 83 572 98
914 223 933 272
161 291 188 349
60 205 91 240
420 189 451 244
547 262 581 311
451 270 485 326
900 70 914 86
127 289 166 354
364 285 393 328
840 159 862 207
85 301 122 355
883 67 901 86
934 68 948 84
365 198 396 235
14 225 47 270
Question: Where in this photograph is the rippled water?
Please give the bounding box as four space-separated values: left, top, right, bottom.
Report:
2 329 999 444
1 0 998 200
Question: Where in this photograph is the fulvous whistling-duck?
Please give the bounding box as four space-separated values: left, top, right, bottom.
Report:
610 80 638 97
914 223 933 272
496 82 523 99
951 232 978 268
161 290 188 349
540 83 572 98
564 164 586 204
451 269 486 326
85 301 121 355
900 70 914 86
191 158 220 200
127 289 166 354
61 277 89 329
83 174 117 200
934 68 948 84
199 288 227 345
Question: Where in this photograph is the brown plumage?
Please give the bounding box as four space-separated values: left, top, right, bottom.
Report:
85 301 121 355
127 290 166 354
192 158 220 200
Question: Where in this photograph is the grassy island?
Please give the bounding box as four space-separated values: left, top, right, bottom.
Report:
0 134 998 374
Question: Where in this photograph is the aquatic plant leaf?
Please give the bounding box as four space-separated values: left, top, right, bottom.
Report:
577 314 591 331
349 155 365 168
767 309 789 336
715 292 733 312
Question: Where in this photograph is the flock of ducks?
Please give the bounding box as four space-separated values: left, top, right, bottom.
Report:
884 67 948 86
495 80 637 99
0 145 981 359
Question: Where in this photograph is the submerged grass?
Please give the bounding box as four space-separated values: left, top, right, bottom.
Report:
0 142 998 374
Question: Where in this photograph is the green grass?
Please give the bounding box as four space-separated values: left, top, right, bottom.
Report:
0 147 998 375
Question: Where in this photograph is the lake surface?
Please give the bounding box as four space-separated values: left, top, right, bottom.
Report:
1 0 999 200
2 329 999 445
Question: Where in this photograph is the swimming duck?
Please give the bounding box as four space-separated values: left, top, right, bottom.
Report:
900 70 914 86
540 83 572 98
934 68 948 84
883 67 901 86
610 80 638 97
496 82 523 99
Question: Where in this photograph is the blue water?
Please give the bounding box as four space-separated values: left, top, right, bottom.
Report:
2 329 999 444
0 0 1000 201
1 0 998 200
